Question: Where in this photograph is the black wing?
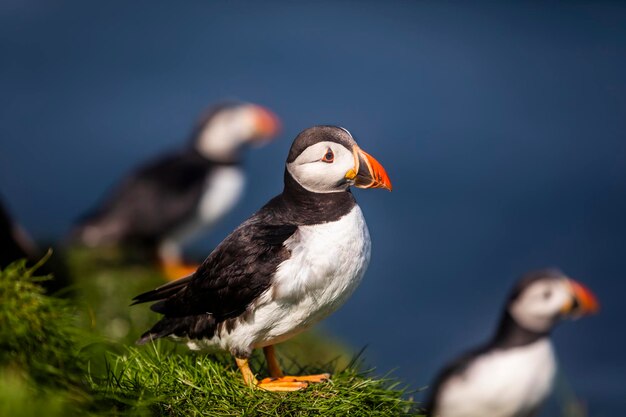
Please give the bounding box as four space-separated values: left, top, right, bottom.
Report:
424 346 488 416
133 199 298 343
73 150 214 246
520 408 543 417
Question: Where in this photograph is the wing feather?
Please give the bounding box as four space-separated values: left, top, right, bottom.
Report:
75 150 213 245
134 198 298 342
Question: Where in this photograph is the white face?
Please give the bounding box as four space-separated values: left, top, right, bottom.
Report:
286 141 355 193
195 105 260 159
509 278 572 333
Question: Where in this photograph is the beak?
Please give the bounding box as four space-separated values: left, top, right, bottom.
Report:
250 105 281 140
345 145 392 191
561 279 600 317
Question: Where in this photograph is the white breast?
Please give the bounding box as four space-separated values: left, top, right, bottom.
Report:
272 205 371 303
197 166 245 224
435 339 557 417
206 205 371 354
159 166 245 262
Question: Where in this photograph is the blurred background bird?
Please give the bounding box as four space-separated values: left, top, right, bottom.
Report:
0 196 69 292
0 196 38 269
69 102 281 280
425 269 599 417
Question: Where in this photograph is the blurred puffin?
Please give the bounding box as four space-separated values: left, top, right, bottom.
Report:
132 126 392 391
0 197 37 268
426 269 599 417
72 102 280 279
0 196 70 291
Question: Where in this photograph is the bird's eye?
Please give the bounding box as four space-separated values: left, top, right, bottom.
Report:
321 148 334 163
543 289 552 299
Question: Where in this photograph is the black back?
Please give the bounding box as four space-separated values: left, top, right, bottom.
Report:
72 101 248 248
73 149 232 247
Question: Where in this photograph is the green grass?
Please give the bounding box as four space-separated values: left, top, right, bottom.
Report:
0 257 94 417
0 255 421 416
88 342 416 416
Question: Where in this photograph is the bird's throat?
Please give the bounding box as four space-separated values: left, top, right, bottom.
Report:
281 170 356 225
490 312 550 349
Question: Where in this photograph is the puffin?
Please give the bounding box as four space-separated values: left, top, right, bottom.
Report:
132 126 392 391
71 102 280 279
0 197 37 269
0 196 70 292
425 269 599 417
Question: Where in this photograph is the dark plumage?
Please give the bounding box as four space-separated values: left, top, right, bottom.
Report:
0 196 70 292
133 169 356 344
286 126 354 163
0 198 33 268
74 150 230 248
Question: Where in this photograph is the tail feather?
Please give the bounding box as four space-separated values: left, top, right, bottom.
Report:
136 317 184 345
131 273 194 306
133 274 206 345
136 314 217 345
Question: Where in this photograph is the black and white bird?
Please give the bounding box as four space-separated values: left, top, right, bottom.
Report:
132 126 392 391
0 197 37 269
426 269 599 417
71 102 280 279
1 196 70 291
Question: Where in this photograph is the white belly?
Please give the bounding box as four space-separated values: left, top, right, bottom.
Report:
195 205 371 354
159 166 245 261
435 339 557 417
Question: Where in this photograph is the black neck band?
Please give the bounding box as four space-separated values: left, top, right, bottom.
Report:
280 169 356 224
489 312 549 349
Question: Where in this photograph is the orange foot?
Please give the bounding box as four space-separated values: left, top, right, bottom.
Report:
259 373 331 384
257 378 309 391
161 261 199 281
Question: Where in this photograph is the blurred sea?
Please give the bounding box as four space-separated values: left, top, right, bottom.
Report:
1 1 625 415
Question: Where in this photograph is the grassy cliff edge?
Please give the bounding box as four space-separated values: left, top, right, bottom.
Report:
0 258 421 416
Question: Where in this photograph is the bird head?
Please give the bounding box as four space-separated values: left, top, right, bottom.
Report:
507 269 599 333
194 102 281 161
285 126 392 194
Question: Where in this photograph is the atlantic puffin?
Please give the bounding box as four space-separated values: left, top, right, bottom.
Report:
71 102 280 279
426 269 599 417
0 196 71 291
132 126 392 391
0 196 37 269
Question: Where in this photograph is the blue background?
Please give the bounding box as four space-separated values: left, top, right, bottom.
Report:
1 1 625 415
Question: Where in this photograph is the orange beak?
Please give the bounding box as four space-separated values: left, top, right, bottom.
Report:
345 145 392 191
251 105 281 140
562 279 600 317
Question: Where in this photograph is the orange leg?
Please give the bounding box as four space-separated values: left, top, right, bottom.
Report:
263 345 284 378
